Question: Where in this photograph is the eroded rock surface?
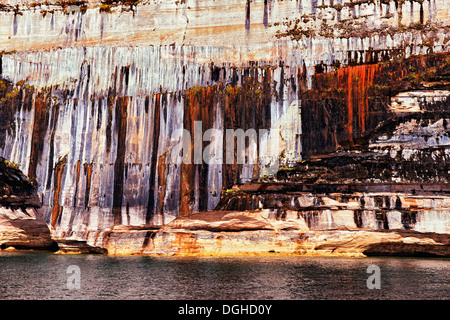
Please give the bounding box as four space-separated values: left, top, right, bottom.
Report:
0 0 448 256
0 158 56 250
102 210 449 257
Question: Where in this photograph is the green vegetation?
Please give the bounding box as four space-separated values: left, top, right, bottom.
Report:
279 165 294 171
224 189 234 196
2 158 20 170
99 4 112 13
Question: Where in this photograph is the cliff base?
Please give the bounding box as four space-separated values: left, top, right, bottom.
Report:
101 210 450 257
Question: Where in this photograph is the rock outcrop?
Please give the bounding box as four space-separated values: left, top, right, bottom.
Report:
0 157 107 252
0 206 55 250
102 210 449 257
0 157 56 250
0 0 448 257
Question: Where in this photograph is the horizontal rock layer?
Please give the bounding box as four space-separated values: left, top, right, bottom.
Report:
102 210 450 257
0 206 55 250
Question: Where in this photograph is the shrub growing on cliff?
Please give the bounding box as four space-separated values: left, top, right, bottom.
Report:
99 4 112 13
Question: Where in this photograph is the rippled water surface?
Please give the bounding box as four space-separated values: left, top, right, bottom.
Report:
0 252 448 300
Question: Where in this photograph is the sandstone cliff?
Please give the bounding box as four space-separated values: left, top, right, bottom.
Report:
0 0 448 256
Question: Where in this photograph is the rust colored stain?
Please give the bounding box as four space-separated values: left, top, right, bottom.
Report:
157 150 167 218
345 70 354 143
50 155 67 230
93 231 101 246
84 162 93 209
334 64 380 144
180 71 273 216
180 85 217 216
301 52 450 159
180 88 203 217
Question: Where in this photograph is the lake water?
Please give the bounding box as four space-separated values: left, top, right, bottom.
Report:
0 251 448 300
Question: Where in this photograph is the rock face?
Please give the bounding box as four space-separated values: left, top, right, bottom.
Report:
0 157 56 250
54 238 107 254
103 210 450 257
0 206 55 250
0 0 448 256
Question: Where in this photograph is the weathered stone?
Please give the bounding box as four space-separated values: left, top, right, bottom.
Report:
0 0 448 256
102 223 450 257
0 158 56 250
165 210 310 232
53 238 107 254
0 206 56 250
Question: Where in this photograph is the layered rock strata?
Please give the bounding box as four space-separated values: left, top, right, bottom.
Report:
103 210 450 257
0 0 448 256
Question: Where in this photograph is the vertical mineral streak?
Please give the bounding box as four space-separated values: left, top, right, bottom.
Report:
45 101 60 189
340 64 379 139
51 154 66 230
302 62 382 157
84 161 93 209
73 160 81 207
112 96 128 226
146 93 161 223
156 92 168 222
180 88 202 217
28 94 50 180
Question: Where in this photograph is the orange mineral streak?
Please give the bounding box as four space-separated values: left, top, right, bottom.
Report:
84 162 93 209
335 64 380 142
180 86 211 216
157 151 167 218
75 160 81 189
346 70 353 142
51 155 67 230
180 89 198 217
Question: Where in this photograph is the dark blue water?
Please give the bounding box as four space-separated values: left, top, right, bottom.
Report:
0 252 448 300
